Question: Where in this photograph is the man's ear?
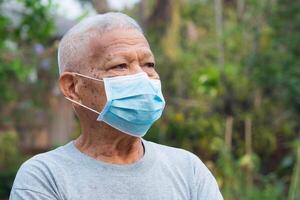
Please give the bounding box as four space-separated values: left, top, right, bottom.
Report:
59 72 80 101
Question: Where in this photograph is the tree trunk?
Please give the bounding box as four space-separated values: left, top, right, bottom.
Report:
146 0 172 31
237 0 245 20
92 0 109 13
214 0 225 72
225 116 233 151
138 0 148 29
245 116 253 188
49 95 76 146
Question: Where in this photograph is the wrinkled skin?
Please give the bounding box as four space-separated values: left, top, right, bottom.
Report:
59 28 159 164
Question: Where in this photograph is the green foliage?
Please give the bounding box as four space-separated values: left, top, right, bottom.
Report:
0 130 24 198
0 130 22 169
0 0 55 197
144 0 300 199
15 0 54 42
0 0 299 199
0 0 54 105
288 140 300 200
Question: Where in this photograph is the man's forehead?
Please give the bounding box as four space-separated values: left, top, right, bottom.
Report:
102 48 154 61
91 29 148 49
87 28 150 59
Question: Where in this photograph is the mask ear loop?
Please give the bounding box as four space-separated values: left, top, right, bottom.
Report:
65 97 100 114
72 72 104 82
63 72 105 114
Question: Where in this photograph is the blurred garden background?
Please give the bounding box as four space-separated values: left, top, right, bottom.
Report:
0 0 300 199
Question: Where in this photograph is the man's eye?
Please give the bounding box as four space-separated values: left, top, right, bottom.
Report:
144 63 155 68
111 63 128 70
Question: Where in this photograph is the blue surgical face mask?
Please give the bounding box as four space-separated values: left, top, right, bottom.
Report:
65 72 165 137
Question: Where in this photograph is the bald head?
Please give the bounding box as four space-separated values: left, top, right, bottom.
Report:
57 12 143 75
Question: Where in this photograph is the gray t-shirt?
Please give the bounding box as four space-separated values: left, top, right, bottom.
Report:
10 139 223 200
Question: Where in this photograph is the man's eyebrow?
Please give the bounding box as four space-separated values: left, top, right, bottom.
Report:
103 50 154 62
102 51 128 62
138 51 154 60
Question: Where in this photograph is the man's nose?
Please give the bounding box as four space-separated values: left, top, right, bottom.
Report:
129 62 143 74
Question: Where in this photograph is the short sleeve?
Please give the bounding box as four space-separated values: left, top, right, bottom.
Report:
190 154 224 200
10 188 55 200
9 157 60 200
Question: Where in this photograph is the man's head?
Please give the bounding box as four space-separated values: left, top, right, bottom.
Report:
58 12 160 134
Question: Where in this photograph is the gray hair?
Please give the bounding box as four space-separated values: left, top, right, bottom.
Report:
57 12 143 75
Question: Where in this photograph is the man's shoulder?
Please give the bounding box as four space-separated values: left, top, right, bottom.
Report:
23 142 71 167
147 140 193 157
12 142 71 188
10 143 71 199
146 140 207 172
146 141 223 199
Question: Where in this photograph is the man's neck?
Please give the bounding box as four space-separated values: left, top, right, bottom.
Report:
74 121 144 165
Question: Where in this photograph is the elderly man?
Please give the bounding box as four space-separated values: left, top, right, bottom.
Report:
10 13 223 200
